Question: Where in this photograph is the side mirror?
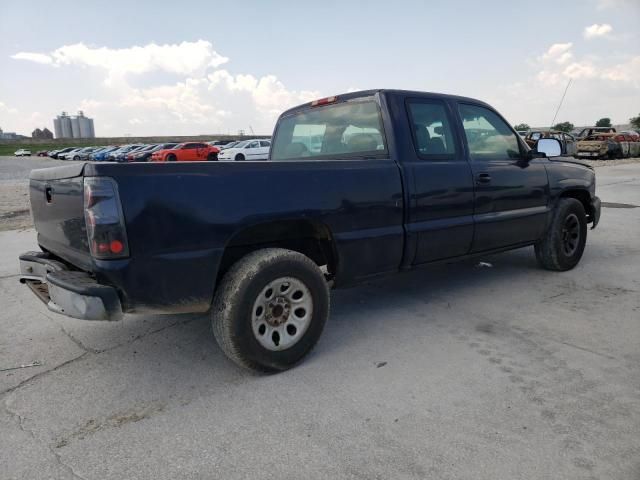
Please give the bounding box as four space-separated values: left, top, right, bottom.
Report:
536 138 562 157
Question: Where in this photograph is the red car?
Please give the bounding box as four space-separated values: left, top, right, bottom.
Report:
36 150 49 157
151 142 220 162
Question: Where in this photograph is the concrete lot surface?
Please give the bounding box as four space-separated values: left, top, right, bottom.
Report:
1 162 639 479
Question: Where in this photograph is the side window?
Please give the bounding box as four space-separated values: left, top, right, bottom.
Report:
459 104 521 160
184 143 196 150
247 141 259 149
260 141 271 147
407 101 456 158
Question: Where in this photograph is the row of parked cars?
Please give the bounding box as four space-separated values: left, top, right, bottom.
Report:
16 138 272 162
517 127 640 160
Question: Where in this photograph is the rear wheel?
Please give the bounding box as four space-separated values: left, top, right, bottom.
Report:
207 152 218 161
535 198 587 271
212 248 330 372
166 154 177 162
235 153 245 161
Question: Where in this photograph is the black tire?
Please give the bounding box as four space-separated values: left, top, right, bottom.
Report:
535 198 587 271
207 152 218 161
235 153 245 161
166 154 177 162
212 248 330 372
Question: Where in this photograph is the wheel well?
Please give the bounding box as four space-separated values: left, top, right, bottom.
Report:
216 220 338 284
560 189 593 221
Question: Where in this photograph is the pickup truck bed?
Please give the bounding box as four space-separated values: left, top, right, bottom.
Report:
20 89 601 372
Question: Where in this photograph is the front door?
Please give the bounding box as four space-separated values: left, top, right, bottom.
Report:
457 103 549 252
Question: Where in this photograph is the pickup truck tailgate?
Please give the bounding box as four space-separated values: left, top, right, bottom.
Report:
29 163 92 269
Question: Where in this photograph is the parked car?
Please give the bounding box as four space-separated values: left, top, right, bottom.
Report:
36 150 49 157
129 143 178 162
108 144 145 162
14 149 31 156
150 142 220 162
58 147 84 160
517 130 528 138
576 134 621 159
70 147 99 161
49 147 75 159
218 139 271 161
219 141 240 150
524 131 577 156
576 126 616 139
18 89 601 373
90 146 120 162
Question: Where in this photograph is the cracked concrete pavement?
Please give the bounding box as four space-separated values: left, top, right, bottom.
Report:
1 163 639 479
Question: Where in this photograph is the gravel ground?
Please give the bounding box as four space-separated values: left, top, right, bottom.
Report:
0 158 639 479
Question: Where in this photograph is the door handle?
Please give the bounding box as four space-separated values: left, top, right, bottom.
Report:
476 173 491 184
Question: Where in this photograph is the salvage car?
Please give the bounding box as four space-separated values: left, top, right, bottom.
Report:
576 126 616 139
14 148 31 156
150 142 220 162
36 150 49 157
524 131 577 156
576 133 622 159
18 89 601 372
218 139 271 161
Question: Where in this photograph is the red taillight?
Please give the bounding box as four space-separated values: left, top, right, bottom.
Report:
311 96 337 107
84 177 129 259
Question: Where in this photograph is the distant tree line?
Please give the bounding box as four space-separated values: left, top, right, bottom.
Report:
514 115 640 133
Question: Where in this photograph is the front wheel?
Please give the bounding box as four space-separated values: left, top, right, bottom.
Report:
235 153 245 161
535 198 587 271
166 154 177 162
212 248 329 372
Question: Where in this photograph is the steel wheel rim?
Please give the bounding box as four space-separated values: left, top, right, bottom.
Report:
561 213 580 256
251 276 313 351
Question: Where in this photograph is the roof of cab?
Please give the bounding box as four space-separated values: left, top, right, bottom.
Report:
279 89 493 117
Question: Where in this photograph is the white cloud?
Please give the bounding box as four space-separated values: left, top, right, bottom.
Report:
9 40 321 135
540 43 573 64
0 101 19 114
12 40 228 85
584 23 613 39
10 52 54 65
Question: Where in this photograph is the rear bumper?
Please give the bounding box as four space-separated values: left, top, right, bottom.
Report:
18 251 123 321
590 196 601 229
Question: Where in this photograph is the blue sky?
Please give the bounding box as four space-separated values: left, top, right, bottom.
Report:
1 0 638 136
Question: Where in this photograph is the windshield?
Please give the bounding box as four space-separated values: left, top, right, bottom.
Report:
233 141 249 148
271 98 387 161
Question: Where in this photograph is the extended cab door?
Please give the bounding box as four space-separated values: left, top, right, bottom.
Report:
402 97 475 264
456 103 549 252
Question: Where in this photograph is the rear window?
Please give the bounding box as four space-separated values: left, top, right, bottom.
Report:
271 98 387 161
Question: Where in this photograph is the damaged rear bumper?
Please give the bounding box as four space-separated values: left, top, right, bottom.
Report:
18 251 123 321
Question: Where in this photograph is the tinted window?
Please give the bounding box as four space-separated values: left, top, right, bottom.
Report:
407 101 456 157
459 104 521 159
271 98 387 161
260 140 271 147
247 141 259 148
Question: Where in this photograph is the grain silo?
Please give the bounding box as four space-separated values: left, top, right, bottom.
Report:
77 111 93 138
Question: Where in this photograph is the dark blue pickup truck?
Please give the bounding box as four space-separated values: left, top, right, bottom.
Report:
19 89 601 372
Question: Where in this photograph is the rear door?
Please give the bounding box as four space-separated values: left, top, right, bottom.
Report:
403 97 475 264
244 141 262 160
456 103 549 252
